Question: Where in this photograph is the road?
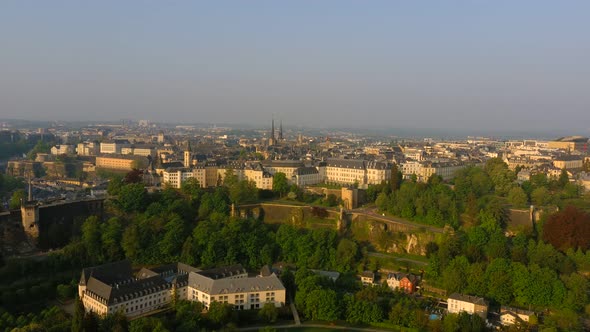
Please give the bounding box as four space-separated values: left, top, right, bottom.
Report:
237 323 397 332
352 208 444 234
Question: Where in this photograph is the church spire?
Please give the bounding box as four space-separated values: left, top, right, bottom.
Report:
279 119 283 140
271 116 275 141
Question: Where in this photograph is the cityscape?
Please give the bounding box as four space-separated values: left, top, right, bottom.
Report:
1 2 590 332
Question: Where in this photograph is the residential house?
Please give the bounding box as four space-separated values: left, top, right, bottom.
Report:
360 271 375 285
500 306 535 326
386 272 419 294
447 293 488 319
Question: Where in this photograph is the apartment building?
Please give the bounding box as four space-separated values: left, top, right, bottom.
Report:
326 159 367 185
95 155 148 171
121 145 156 157
100 141 130 154
244 165 273 190
77 142 99 156
401 161 465 182
261 160 305 179
79 262 280 318
162 167 195 188
292 167 322 187
79 261 196 318
188 272 286 310
366 160 391 184
50 144 75 155
553 155 583 170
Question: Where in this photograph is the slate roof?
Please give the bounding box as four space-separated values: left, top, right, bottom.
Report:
197 264 247 280
82 261 194 305
448 293 488 306
387 272 419 284
366 160 389 170
294 167 319 176
80 260 133 287
188 272 284 295
327 159 366 169
262 160 305 168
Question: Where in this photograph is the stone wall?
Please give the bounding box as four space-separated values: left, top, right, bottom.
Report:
0 198 104 255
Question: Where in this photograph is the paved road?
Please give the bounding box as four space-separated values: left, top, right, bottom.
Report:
352 208 444 234
290 296 301 325
238 323 396 331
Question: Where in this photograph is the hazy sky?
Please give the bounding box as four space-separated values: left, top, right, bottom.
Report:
1 1 589 133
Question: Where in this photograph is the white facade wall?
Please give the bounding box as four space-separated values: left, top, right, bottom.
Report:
163 169 195 188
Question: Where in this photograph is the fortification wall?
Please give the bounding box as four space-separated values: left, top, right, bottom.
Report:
0 198 104 255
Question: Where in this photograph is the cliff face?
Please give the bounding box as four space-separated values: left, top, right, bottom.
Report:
238 203 441 256
349 217 439 255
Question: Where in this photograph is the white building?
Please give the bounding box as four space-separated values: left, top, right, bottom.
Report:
188 272 286 310
448 293 488 319
162 167 195 189
79 262 284 318
291 167 322 187
50 144 75 155
77 142 99 156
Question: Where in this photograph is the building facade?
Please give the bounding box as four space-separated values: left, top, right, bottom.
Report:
447 293 488 319
79 262 285 318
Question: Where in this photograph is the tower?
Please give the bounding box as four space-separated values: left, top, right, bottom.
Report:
278 120 283 141
184 141 192 168
269 116 276 146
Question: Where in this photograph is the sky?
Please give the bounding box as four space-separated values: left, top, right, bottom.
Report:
1 1 589 134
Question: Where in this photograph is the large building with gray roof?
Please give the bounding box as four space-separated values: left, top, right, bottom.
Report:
79 261 285 318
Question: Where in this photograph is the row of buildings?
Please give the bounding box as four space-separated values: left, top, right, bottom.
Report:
79 261 286 318
161 156 392 190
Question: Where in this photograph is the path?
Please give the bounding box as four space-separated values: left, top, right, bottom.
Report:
238 323 396 332
353 208 444 234
290 296 301 325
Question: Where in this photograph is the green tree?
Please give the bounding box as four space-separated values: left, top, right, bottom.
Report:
304 289 340 321
531 187 550 206
180 177 202 201
229 180 259 204
207 302 234 326
507 186 528 207
129 317 169 332
272 172 289 197
121 224 142 261
9 189 26 209
27 140 51 160
101 217 123 261
117 183 147 212
71 297 85 332
82 216 103 263
390 163 402 191
442 256 470 294
335 238 358 272
258 303 279 323
558 168 569 189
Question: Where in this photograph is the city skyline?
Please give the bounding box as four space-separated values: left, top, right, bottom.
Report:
1 1 590 132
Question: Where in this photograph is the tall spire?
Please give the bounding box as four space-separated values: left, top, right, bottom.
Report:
279 119 283 140
271 115 275 141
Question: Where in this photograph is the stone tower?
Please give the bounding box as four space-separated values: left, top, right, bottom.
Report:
20 199 39 244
